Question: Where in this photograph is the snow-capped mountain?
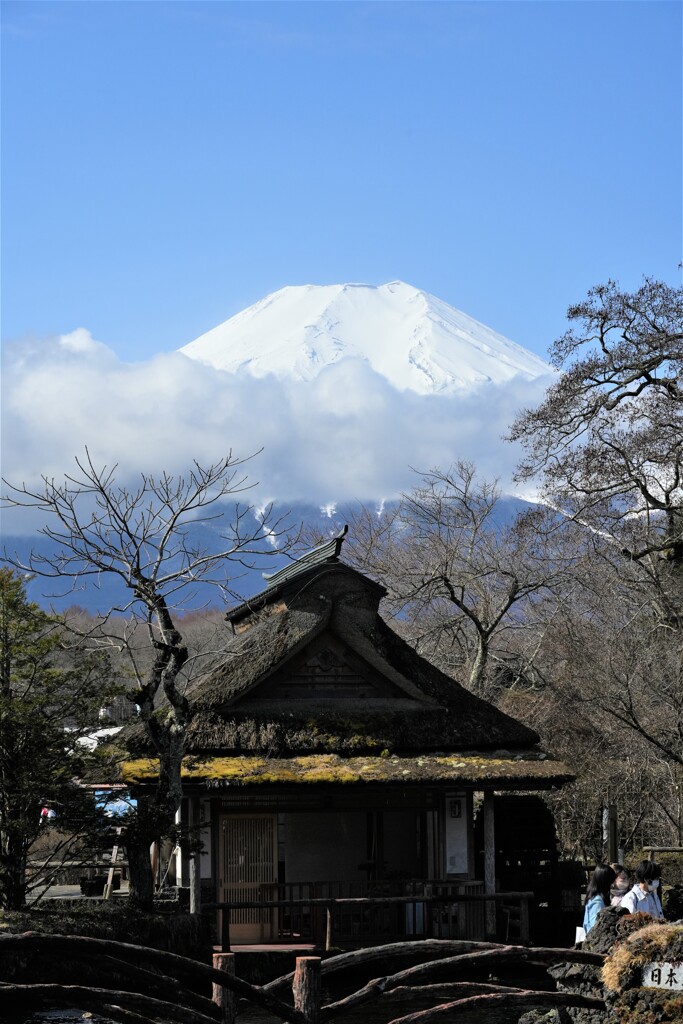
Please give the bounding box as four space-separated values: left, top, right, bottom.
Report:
179 281 550 393
7 279 554 615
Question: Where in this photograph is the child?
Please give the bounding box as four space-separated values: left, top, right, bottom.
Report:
619 860 664 919
610 864 631 906
583 863 616 934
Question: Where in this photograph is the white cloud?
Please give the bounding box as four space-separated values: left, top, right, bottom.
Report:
1 329 552 534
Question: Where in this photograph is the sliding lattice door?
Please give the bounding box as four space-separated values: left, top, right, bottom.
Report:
219 815 278 942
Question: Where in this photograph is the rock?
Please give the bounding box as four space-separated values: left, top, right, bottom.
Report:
544 906 659 1024
517 1011 563 1024
602 921 683 1023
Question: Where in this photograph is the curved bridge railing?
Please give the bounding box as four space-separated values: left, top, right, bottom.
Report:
0 932 606 1024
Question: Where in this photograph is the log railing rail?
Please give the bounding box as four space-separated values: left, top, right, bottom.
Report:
0 932 607 1024
213 890 534 951
644 845 683 859
0 932 304 1024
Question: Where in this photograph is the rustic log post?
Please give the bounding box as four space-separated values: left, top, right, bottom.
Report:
293 956 321 1024
325 907 333 951
189 797 202 914
483 791 496 940
212 952 237 1024
604 804 618 864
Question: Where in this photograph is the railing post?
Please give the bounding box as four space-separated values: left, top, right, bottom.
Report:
483 791 497 940
519 895 530 945
212 952 236 1024
189 797 202 914
220 906 231 952
293 956 321 1024
325 907 333 951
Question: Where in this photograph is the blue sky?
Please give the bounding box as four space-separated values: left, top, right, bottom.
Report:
1 0 682 549
3 0 681 362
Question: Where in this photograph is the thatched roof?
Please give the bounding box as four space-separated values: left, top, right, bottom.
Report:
122 537 555 767
120 752 573 790
168 598 540 754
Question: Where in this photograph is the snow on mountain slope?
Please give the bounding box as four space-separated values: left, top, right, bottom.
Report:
179 281 550 394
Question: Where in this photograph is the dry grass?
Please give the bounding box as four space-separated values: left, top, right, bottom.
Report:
602 922 683 993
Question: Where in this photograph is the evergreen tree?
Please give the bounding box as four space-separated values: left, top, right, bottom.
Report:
0 568 114 909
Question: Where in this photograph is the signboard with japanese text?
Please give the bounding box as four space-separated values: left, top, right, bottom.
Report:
642 962 683 991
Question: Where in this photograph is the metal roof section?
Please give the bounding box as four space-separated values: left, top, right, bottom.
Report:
262 525 349 588
227 526 363 624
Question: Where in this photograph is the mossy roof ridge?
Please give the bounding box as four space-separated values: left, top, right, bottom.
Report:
174 702 534 756
120 752 574 789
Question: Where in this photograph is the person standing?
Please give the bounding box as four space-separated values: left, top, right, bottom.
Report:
619 860 664 919
583 863 616 934
610 864 632 906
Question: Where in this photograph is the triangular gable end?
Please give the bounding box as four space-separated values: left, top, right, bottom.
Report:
233 631 439 706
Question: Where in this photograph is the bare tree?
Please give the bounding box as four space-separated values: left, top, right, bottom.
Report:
506 277 683 853
3 449 291 903
344 462 573 695
495 523 683 858
510 277 683 622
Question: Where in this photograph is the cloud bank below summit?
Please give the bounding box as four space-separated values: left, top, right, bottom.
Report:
3 328 552 534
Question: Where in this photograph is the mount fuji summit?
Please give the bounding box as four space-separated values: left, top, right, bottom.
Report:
7 281 555 614
179 281 550 394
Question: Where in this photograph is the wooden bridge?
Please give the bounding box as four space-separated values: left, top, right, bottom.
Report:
0 932 607 1023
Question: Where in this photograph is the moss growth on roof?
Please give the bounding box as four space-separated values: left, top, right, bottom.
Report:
120 752 573 788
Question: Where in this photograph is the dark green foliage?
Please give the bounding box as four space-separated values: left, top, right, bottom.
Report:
0 900 210 955
0 903 211 996
0 568 117 909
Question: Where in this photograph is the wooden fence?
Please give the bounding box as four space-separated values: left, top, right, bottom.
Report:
214 891 534 950
0 932 607 1024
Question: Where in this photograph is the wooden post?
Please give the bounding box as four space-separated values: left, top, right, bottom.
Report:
189 797 202 914
325 907 333 951
605 804 618 864
212 952 236 1024
519 895 530 945
150 840 159 887
220 906 231 952
103 827 122 900
293 956 321 1024
483 790 496 940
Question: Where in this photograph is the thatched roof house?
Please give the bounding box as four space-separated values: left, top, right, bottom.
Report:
122 530 572 946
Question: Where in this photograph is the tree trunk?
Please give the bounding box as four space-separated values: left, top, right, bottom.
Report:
468 637 488 694
126 738 186 909
126 837 155 908
156 732 186 827
0 837 27 910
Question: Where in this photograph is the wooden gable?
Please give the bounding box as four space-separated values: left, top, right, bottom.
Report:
236 632 430 704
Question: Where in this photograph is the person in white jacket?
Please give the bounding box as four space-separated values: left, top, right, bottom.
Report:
619 860 664 919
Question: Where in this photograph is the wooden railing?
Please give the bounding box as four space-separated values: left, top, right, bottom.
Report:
0 932 607 1024
214 890 534 951
644 846 683 859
